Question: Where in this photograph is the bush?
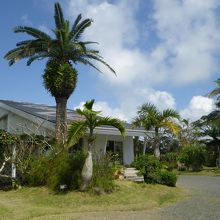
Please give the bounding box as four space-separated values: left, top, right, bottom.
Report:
90 152 116 193
23 156 51 186
160 170 177 187
132 155 162 184
161 152 179 171
47 151 86 192
178 145 205 171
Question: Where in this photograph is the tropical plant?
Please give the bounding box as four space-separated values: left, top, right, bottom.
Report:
4 2 115 143
68 99 125 191
132 103 180 158
194 116 220 167
209 78 220 108
178 145 206 171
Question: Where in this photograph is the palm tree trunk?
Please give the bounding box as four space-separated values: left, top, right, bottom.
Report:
55 97 68 144
80 130 94 191
154 127 160 159
80 150 93 191
143 137 147 155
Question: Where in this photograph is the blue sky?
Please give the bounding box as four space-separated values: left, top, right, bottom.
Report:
0 0 219 122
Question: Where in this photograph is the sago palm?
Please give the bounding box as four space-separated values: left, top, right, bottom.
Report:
68 99 125 191
4 2 115 143
132 103 180 158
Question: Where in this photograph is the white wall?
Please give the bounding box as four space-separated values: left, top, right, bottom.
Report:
0 106 54 137
83 134 134 165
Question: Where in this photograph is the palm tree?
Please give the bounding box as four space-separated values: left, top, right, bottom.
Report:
68 99 125 191
4 2 115 144
132 103 180 158
209 78 220 108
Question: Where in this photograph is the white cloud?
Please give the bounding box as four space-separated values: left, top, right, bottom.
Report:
180 96 215 121
66 0 220 123
74 88 176 123
153 0 220 84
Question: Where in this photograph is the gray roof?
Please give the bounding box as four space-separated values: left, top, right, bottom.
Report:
0 100 145 131
0 100 82 123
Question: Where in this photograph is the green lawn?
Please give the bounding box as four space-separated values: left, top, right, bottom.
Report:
0 180 185 220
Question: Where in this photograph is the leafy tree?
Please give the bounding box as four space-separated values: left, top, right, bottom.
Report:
132 103 180 158
68 99 125 191
4 2 115 143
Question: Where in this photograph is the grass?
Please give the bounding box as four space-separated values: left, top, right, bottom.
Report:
176 167 220 176
0 180 185 220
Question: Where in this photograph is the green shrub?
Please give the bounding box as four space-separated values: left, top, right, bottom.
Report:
23 156 51 186
178 145 205 171
90 152 116 193
160 170 177 187
47 151 86 192
132 155 162 184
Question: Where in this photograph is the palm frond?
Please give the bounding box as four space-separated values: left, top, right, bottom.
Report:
14 26 51 40
84 54 116 75
27 54 48 65
4 46 35 65
67 121 87 147
69 14 82 40
76 58 103 73
96 117 126 137
84 99 95 110
162 109 180 120
54 2 65 30
162 120 181 135
70 18 92 41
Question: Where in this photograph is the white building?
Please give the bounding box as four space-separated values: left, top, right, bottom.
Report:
0 100 151 165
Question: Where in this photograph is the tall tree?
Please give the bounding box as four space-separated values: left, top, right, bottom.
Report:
4 2 115 143
132 103 180 158
68 99 125 191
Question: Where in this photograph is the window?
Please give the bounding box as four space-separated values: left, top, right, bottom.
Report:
106 140 123 164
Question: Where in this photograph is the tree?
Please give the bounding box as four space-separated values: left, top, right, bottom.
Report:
68 99 125 191
4 2 115 144
132 103 180 158
209 78 220 108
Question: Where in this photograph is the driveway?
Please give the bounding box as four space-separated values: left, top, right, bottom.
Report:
156 175 220 220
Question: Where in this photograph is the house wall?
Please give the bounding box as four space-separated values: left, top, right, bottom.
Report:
0 107 54 137
0 108 8 130
8 112 54 137
83 134 134 165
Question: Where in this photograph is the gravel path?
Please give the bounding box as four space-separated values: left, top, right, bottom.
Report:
157 175 220 220
33 175 220 220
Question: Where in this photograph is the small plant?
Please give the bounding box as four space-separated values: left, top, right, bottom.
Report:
160 170 177 187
